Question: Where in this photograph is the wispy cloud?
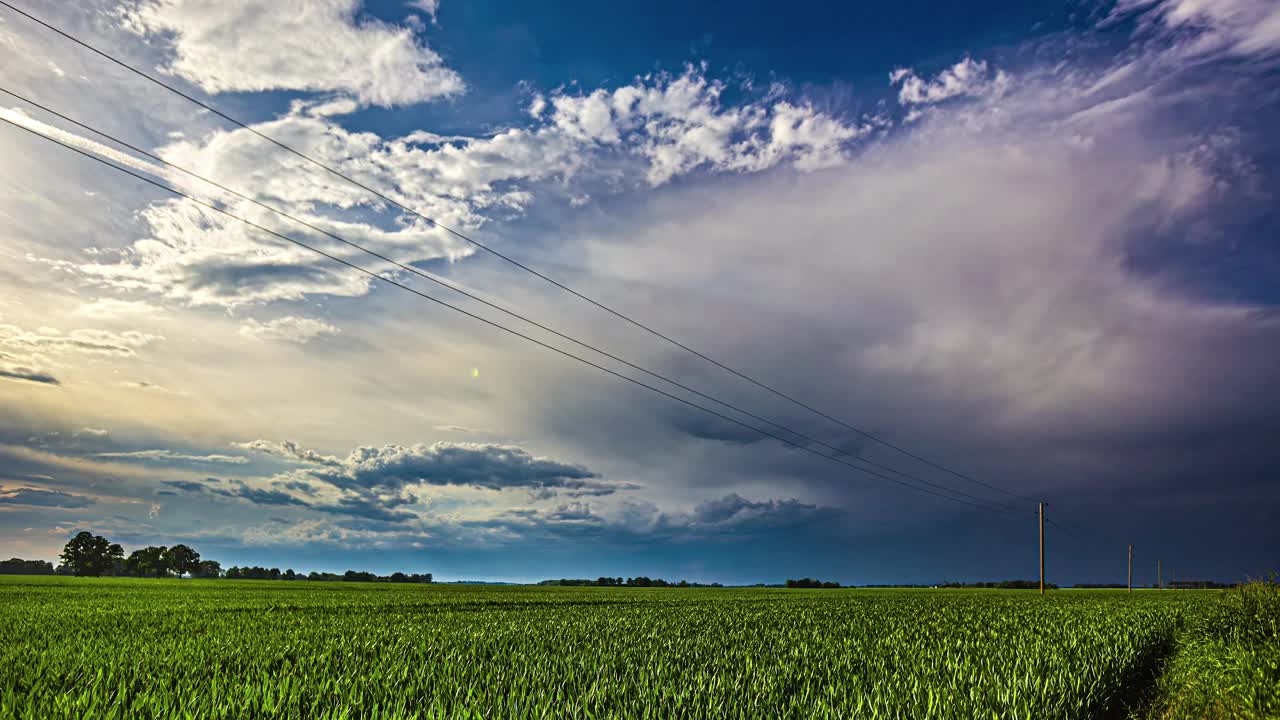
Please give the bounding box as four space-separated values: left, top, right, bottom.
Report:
0 485 94 508
96 450 250 465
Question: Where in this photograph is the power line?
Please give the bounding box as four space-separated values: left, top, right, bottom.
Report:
1045 517 1086 542
0 0 1035 504
0 86 1024 514
0 115 1025 515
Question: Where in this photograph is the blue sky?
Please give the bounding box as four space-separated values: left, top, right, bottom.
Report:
0 0 1278 585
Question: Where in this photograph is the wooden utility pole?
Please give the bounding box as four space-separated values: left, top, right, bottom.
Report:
1158 560 1162 589
1039 502 1046 595
1128 544 1133 593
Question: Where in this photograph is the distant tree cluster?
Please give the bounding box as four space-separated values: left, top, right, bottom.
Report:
786 578 841 589
223 567 433 583
1166 580 1234 590
537 577 724 588
939 580 1059 590
0 558 55 575
0 531 433 583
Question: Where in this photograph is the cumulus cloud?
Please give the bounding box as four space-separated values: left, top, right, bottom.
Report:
239 316 341 344
122 0 464 106
23 63 872 310
0 486 94 508
546 67 870 184
890 57 1008 106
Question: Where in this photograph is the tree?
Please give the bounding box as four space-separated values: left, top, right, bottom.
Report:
126 546 169 578
108 544 125 576
193 560 222 578
0 558 55 575
162 544 200 578
59 531 117 577
786 578 841 589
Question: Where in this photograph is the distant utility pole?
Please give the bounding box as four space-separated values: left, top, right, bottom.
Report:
1039 502 1046 595
1158 560 1162 590
1128 545 1133 593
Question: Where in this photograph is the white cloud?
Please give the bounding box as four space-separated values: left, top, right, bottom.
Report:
544 67 871 185
406 0 439 23
891 57 1009 106
123 0 464 106
239 316 341 344
26 65 868 309
234 439 342 466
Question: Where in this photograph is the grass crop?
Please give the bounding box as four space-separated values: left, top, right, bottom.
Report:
1139 579 1280 720
0 576 1230 719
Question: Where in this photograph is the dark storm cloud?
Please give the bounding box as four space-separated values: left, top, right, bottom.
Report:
186 260 349 300
686 493 834 528
470 493 844 547
249 440 609 495
666 407 766 445
328 443 597 491
162 477 310 507
232 483 310 507
162 479 215 493
159 473 416 523
0 486 94 508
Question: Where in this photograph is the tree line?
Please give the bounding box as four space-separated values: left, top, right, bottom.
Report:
937 580 1060 590
223 566 431 583
786 578 841 588
0 531 430 583
55 530 212 578
0 558 55 575
538 577 725 588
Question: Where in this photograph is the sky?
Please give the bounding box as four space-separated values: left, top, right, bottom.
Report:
1 0 1278 585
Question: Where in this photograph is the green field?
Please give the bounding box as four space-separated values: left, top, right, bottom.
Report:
1 576 1275 719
